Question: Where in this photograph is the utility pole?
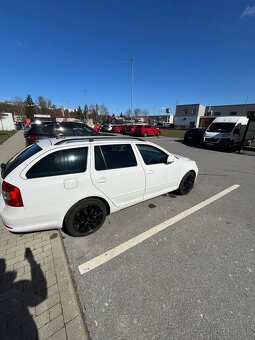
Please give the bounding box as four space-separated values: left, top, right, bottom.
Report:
124 58 134 122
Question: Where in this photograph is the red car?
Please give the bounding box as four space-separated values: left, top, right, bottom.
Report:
135 125 161 137
112 125 124 133
124 125 142 135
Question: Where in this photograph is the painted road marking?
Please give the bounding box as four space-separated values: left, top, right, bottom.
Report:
78 184 240 275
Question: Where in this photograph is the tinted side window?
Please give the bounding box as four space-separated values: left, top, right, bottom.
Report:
29 124 54 134
26 147 88 178
95 144 137 171
73 123 97 136
136 144 168 165
41 124 54 134
54 123 74 135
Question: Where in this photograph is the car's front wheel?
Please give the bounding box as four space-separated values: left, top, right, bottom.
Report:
64 198 107 237
143 132 148 137
177 171 195 195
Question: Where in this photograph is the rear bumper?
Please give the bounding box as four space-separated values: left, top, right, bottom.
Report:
0 197 62 233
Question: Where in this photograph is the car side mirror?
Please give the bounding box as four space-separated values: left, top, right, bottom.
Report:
166 155 175 164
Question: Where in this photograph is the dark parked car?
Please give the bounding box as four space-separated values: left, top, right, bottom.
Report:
184 127 206 144
24 122 101 146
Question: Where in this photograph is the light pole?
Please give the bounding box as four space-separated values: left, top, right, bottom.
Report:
124 58 134 122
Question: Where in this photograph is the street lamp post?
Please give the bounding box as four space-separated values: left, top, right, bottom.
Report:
124 58 134 122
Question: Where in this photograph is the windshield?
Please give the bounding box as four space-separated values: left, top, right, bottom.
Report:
207 122 236 133
1 144 41 180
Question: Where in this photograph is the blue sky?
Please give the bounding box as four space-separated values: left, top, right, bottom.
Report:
1 0 255 115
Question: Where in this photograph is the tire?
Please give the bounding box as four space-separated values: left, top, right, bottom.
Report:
143 132 148 137
64 198 107 237
156 132 160 137
177 171 195 195
226 141 234 151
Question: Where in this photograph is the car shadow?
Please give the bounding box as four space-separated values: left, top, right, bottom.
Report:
0 248 47 339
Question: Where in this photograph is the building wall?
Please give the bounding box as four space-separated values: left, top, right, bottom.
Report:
0 113 15 131
175 104 206 128
205 104 255 117
174 103 255 129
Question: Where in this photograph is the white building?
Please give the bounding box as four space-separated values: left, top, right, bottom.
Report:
0 113 15 131
175 103 255 129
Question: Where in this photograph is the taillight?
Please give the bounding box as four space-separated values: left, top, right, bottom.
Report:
2 181 24 207
26 134 37 142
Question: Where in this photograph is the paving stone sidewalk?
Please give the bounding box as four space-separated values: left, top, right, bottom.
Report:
0 132 89 340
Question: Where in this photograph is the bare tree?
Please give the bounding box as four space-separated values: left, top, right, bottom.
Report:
37 96 47 110
134 108 142 117
142 109 150 117
11 97 25 115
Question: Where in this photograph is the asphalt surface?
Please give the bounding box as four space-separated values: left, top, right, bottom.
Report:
63 137 255 340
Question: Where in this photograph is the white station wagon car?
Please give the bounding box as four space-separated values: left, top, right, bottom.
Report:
0 136 198 237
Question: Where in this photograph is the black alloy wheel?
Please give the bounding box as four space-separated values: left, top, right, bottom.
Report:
177 171 195 195
64 199 107 237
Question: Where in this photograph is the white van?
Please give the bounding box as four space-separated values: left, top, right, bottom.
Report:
202 116 248 149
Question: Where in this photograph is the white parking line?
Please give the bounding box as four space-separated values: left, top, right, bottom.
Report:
78 184 240 275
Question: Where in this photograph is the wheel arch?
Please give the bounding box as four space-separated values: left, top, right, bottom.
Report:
62 196 111 229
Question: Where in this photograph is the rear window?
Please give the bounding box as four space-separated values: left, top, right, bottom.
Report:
1 144 42 179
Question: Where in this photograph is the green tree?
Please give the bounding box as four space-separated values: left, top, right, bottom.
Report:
83 104 89 121
76 106 83 120
24 95 36 119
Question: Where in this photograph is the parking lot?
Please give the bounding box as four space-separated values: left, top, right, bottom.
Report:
61 137 255 340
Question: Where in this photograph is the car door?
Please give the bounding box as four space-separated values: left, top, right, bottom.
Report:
135 143 180 200
91 143 146 208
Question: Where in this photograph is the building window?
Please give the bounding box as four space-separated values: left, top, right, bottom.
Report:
229 112 237 116
183 109 188 114
214 112 221 116
191 109 196 114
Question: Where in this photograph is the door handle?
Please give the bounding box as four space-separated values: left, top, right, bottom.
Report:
148 170 153 175
96 178 107 183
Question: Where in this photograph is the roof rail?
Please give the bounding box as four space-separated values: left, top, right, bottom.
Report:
54 136 145 145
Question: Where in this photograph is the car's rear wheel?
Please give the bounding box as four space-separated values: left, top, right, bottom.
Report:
226 141 234 151
64 199 107 237
177 171 195 195
143 132 148 137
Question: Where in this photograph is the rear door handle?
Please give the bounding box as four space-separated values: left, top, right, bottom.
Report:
96 178 107 183
148 170 153 175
